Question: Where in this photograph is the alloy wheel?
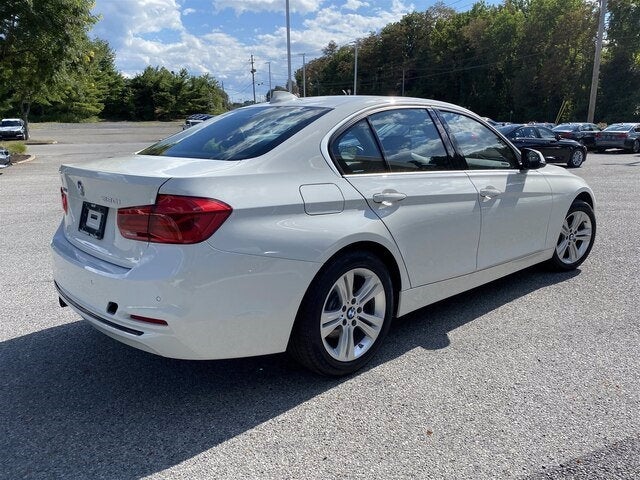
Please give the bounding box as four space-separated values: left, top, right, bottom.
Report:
320 268 386 362
555 211 593 265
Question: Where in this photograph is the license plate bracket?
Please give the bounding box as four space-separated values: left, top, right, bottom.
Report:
79 202 109 239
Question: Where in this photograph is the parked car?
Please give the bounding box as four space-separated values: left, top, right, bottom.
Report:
0 148 11 167
52 94 596 376
595 123 640 153
182 113 214 130
552 123 601 149
0 118 26 140
528 122 556 130
498 123 587 168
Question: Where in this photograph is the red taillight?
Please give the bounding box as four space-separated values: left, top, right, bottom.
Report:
130 314 168 326
617 133 628 139
61 187 68 214
117 195 232 244
595 132 601 138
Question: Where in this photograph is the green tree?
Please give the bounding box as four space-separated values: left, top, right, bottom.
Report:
599 0 640 122
0 0 98 136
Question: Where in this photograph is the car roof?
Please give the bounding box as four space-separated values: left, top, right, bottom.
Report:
1 118 23 122
246 94 478 119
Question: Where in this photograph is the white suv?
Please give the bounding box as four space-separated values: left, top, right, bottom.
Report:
0 118 26 140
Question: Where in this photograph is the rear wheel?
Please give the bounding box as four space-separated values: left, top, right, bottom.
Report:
548 201 595 271
567 148 585 168
631 139 640 154
288 251 393 376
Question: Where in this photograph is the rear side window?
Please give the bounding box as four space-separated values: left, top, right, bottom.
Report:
139 106 330 160
331 120 386 174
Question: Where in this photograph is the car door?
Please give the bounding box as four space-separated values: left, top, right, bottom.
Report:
535 126 570 163
331 108 481 288
437 110 554 270
510 126 554 158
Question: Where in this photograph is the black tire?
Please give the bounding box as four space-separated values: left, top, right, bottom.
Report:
548 200 596 271
288 251 394 376
567 148 585 168
631 139 640 154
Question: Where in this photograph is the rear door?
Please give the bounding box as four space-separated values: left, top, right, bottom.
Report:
332 108 481 288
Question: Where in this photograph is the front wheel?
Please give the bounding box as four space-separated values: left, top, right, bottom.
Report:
631 139 640 154
567 148 585 168
288 251 394 376
548 200 596 271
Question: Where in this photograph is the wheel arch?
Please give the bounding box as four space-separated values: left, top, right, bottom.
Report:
574 191 594 209
296 240 405 325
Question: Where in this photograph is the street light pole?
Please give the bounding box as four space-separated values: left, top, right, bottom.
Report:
297 53 306 97
266 61 272 98
588 0 607 123
250 54 257 104
286 0 292 92
353 40 359 95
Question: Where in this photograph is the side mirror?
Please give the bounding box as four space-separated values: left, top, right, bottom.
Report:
520 148 546 170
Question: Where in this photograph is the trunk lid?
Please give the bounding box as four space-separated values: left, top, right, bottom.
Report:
59 155 239 267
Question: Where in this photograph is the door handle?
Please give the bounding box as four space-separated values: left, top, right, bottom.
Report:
479 186 502 200
372 190 407 205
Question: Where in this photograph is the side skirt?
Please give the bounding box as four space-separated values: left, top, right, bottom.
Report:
397 249 554 317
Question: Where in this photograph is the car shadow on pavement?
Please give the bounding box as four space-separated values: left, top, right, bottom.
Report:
1 265 578 479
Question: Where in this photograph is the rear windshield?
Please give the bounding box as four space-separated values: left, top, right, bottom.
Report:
140 106 330 160
603 124 632 132
553 124 578 131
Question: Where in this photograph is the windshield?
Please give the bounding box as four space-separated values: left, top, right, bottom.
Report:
1 120 22 127
140 106 331 160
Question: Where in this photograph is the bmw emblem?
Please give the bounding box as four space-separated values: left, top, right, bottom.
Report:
77 180 85 197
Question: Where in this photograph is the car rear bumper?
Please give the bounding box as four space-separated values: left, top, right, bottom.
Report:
51 223 319 360
596 140 631 149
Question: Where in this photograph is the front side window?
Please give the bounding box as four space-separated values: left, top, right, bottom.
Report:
368 109 451 172
139 106 330 160
439 111 518 170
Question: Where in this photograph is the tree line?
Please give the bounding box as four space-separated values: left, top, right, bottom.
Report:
0 0 229 137
1 0 638 133
296 0 640 123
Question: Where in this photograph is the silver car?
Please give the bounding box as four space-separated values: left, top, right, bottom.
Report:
52 94 596 376
595 123 640 153
0 148 11 167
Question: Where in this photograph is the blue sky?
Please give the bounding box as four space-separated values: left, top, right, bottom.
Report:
91 0 484 102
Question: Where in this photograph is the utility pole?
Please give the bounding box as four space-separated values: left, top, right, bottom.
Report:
588 0 607 123
250 54 257 104
286 0 292 92
353 40 359 95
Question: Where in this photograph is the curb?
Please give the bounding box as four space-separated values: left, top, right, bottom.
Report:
13 154 36 164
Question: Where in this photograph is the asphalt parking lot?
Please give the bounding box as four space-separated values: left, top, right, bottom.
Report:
1 122 639 479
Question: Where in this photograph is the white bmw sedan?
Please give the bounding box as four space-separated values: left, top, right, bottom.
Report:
52 94 596 376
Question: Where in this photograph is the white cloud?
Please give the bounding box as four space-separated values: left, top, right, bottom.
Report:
93 0 184 48
342 0 369 11
182 7 196 15
91 0 415 100
212 0 323 15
